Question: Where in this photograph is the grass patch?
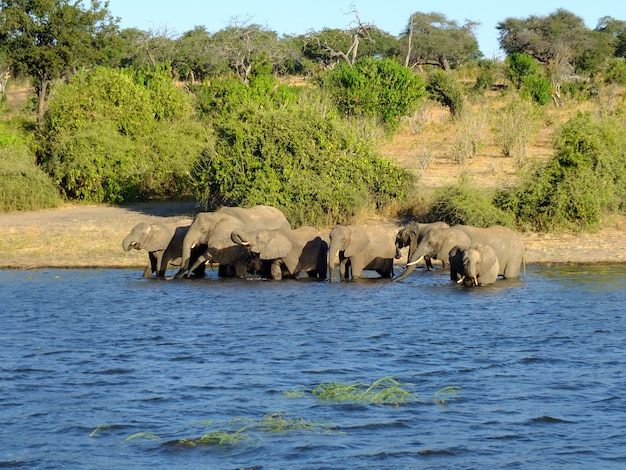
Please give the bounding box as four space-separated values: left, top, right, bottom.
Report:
310 377 417 406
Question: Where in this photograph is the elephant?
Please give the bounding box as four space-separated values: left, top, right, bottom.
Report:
175 205 291 278
395 221 449 270
393 224 524 282
449 244 500 286
328 224 396 282
231 226 328 280
122 223 207 277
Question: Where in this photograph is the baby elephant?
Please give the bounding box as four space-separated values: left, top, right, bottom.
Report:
450 244 499 286
122 222 206 278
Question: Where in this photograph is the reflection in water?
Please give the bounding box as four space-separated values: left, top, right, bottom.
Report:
1 265 625 469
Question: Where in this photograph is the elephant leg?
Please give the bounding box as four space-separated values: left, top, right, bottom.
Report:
270 261 283 280
218 264 235 277
145 253 157 277
191 263 206 277
425 256 433 271
339 258 349 279
379 259 394 278
234 261 248 278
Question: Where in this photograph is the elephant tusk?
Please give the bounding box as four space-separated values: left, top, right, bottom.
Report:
406 255 425 267
473 275 479 286
456 276 465 284
241 241 250 246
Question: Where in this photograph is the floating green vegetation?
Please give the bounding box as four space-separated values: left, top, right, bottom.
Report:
125 432 161 442
89 424 115 438
310 377 417 405
432 386 462 405
177 429 248 447
258 412 338 434
283 389 306 399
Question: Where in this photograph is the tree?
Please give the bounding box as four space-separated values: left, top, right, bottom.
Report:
173 26 216 84
302 5 386 68
497 9 612 77
210 21 283 83
400 12 481 71
595 16 626 58
0 0 119 125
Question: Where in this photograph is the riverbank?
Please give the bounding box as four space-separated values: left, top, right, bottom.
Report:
0 202 624 269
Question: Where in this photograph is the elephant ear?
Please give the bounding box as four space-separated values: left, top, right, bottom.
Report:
211 218 243 250
259 232 292 260
143 224 173 252
480 245 498 272
344 226 370 258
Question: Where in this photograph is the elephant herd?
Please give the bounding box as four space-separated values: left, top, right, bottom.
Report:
122 205 525 286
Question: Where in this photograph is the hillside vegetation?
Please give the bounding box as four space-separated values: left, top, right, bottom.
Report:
1 2 625 232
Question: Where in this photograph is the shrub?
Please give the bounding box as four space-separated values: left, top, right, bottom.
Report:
521 75 552 105
429 176 515 227
450 107 488 163
492 97 541 160
426 70 465 117
0 125 61 212
316 58 426 132
506 53 539 89
39 67 206 203
496 112 626 230
192 80 414 226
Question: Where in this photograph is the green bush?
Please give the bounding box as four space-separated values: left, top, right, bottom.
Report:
429 176 515 227
0 125 61 212
316 58 426 132
506 53 539 89
496 112 626 230
192 79 414 226
521 75 552 105
426 70 465 117
39 67 206 203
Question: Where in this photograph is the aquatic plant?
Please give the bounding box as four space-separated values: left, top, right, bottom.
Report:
125 432 161 442
310 377 417 405
432 386 462 405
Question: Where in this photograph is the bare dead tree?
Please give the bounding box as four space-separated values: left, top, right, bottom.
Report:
311 4 374 68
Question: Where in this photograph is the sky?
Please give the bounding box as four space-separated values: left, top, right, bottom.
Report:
105 0 626 59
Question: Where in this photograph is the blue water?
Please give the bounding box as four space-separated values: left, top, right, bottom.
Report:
1 265 625 469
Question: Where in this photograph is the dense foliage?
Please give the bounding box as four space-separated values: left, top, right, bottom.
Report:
0 123 61 212
496 113 626 230
0 0 120 124
429 176 515 227
316 58 426 132
39 67 206 203
426 70 465 117
192 76 415 226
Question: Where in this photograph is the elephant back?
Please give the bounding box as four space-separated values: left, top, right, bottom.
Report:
219 205 290 232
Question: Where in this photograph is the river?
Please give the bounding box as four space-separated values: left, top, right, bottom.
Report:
1 265 625 469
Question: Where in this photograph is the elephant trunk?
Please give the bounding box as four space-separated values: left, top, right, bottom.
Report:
175 237 195 278
392 248 425 282
122 235 136 252
328 244 341 282
392 262 417 282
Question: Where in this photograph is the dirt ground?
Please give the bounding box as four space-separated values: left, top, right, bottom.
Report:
0 201 624 270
